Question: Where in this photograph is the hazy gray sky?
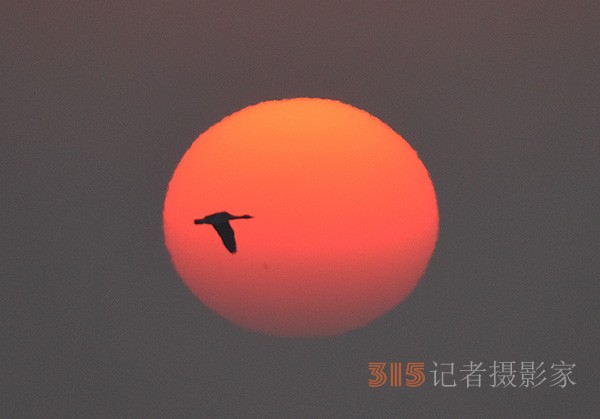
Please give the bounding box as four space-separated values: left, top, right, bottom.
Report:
3 1 598 416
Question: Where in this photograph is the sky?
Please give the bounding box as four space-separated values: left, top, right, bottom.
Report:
2 1 598 417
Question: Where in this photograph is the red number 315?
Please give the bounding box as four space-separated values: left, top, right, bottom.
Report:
368 362 425 387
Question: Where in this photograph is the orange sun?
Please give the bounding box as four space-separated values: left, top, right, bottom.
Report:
163 98 438 336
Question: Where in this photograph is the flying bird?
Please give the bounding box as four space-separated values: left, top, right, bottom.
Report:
193 211 253 253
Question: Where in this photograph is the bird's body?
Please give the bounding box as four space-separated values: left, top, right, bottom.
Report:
194 211 253 253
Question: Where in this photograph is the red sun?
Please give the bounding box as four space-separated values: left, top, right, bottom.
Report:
163 98 438 336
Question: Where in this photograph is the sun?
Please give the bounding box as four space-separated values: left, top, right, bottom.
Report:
163 98 438 336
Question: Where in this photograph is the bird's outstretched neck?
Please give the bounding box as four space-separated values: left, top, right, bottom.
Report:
230 214 253 220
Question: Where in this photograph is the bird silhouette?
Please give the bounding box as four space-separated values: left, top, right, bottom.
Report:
193 211 253 253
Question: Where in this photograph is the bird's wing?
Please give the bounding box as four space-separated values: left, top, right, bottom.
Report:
213 222 236 253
